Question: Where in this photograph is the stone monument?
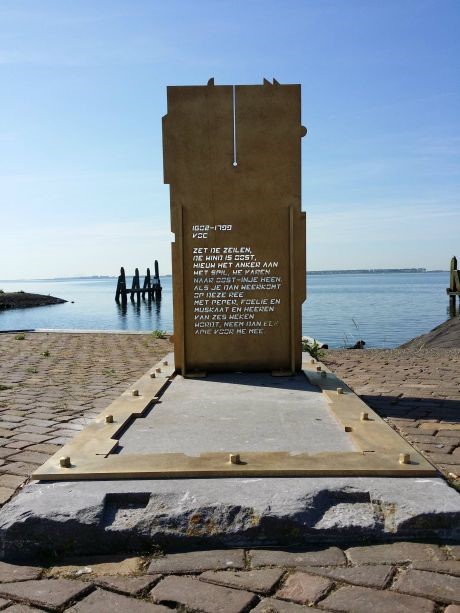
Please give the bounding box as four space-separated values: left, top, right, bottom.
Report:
2 81 457 561
163 79 307 374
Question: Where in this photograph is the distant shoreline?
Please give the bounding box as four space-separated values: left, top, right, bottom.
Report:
308 268 440 275
0 269 447 282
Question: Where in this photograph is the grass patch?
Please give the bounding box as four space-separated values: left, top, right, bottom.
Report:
301 338 325 361
151 329 168 339
42 350 50 357
14 334 26 341
0 384 11 391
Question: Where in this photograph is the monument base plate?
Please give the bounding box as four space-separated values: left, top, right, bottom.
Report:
31 354 436 480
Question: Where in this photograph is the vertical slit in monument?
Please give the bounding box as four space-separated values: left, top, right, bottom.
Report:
232 85 238 167
179 205 186 375
289 206 295 373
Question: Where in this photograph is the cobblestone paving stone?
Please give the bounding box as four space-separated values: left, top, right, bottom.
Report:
249 547 346 568
147 550 245 575
67 588 171 612
345 542 447 564
0 334 458 609
275 572 332 605
318 583 436 613
92 574 161 596
252 598 322 612
198 568 284 595
150 574 260 612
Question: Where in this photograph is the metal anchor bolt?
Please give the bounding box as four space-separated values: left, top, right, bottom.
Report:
360 412 369 421
132 389 139 397
163 360 168 366
229 453 242 465
399 453 411 465
105 415 114 424
337 387 344 395
60 456 71 468
150 372 156 378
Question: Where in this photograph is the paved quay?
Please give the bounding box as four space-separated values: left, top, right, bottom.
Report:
0 333 458 609
323 347 460 488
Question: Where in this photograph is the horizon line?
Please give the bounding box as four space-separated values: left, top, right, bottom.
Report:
0 268 448 283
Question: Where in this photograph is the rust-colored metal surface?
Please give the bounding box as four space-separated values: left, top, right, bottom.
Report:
163 80 307 374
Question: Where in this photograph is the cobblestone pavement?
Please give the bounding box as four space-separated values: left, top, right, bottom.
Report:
0 544 459 611
324 348 460 488
0 334 459 610
0 332 173 505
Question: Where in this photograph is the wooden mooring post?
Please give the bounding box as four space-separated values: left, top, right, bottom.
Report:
115 261 162 303
446 255 459 316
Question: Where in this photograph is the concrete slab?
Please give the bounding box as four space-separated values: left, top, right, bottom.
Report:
119 373 356 455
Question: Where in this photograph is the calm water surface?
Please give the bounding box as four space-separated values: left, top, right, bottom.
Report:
0 272 451 348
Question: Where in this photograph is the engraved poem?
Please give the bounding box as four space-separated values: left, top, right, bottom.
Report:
191 224 282 336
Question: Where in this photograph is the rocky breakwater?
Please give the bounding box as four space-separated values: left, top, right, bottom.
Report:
0 292 66 310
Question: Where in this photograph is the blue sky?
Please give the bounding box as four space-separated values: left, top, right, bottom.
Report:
1 0 459 278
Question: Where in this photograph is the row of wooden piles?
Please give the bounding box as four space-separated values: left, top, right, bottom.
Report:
447 255 460 316
115 261 162 303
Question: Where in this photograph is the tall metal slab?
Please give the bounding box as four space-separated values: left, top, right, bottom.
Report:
163 80 307 374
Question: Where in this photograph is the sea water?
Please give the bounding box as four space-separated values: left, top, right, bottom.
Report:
0 272 451 349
